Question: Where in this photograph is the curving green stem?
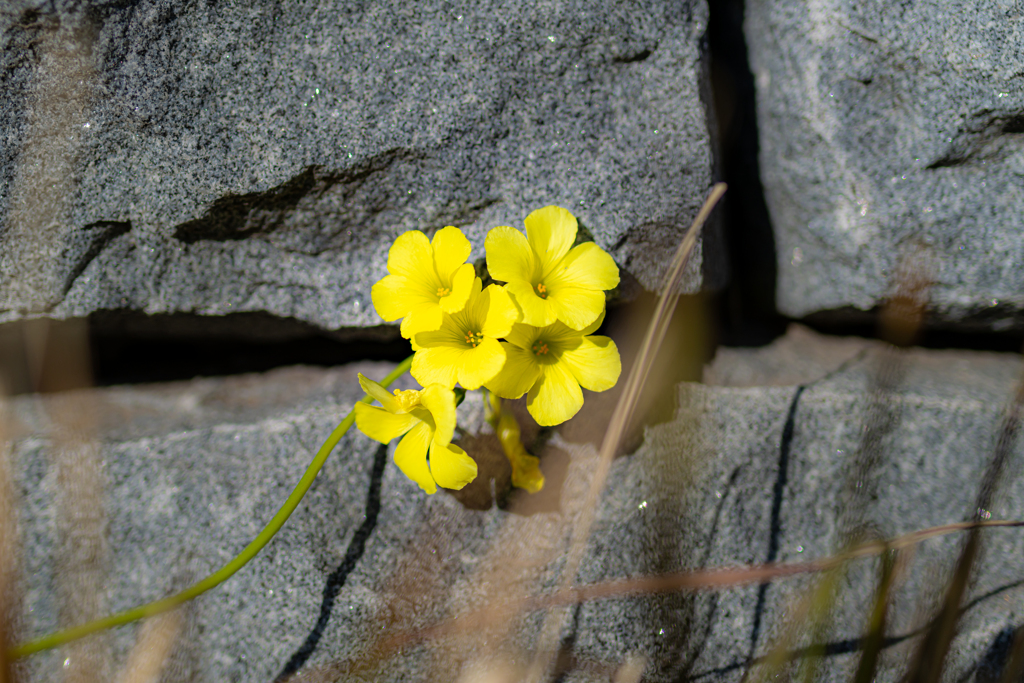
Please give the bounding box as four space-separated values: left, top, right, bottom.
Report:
9 355 414 660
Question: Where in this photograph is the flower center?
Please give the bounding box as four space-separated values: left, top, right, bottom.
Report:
464 330 484 348
437 286 451 298
534 282 548 299
531 340 549 356
392 389 421 412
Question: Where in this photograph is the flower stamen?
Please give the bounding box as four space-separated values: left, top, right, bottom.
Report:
534 282 548 299
392 388 421 412
531 340 549 356
437 286 451 297
464 331 485 348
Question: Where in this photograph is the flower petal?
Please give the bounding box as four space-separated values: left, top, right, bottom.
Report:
354 402 419 443
371 275 419 322
440 263 475 313
525 206 577 277
505 322 541 350
400 302 444 338
536 319 581 345
358 373 402 412
420 384 458 445
411 346 463 389
485 343 541 399
579 309 606 337
387 230 438 285
506 280 557 327
559 335 621 392
477 284 520 339
548 286 606 330
428 441 477 490
431 226 472 282
413 314 465 347
526 360 584 426
394 422 437 494
456 337 506 390
545 242 619 291
486 226 537 283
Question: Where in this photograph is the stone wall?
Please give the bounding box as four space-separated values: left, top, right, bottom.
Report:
747 0 1024 329
1 0 718 331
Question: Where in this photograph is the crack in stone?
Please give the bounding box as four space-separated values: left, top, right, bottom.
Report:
274 442 389 681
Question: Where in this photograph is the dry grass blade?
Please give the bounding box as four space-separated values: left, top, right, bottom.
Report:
0 16 96 313
852 548 898 683
382 519 1024 654
525 183 727 682
904 533 978 683
746 564 845 683
611 654 647 683
905 351 1024 683
43 322 109 683
115 612 181 683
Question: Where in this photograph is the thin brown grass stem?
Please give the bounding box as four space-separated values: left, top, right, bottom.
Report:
115 611 181 683
525 183 727 682
906 350 1024 683
386 519 1023 657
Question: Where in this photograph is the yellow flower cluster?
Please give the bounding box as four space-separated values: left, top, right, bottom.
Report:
357 206 621 494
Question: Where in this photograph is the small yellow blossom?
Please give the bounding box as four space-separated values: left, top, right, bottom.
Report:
371 226 476 339
485 313 621 426
485 206 619 330
411 277 520 390
353 374 477 494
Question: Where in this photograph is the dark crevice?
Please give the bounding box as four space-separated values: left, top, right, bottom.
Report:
173 165 331 243
745 385 805 666
89 312 411 388
0 312 412 395
707 0 786 348
61 220 132 297
173 150 419 245
801 311 1024 354
274 442 389 682
551 603 585 683
926 112 1024 169
613 47 652 63
673 466 744 683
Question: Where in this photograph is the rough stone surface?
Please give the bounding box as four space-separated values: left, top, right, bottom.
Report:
746 0 1024 328
10 329 1024 682
0 0 718 331
594 326 1024 681
4 362 676 682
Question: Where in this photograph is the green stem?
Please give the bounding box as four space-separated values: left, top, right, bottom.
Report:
9 355 414 660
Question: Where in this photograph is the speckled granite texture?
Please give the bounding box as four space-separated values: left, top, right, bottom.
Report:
9 332 1024 681
746 0 1024 329
0 0 719 330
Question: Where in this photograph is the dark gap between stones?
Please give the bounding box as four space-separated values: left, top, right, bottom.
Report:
707 0 787 348
705 0 1024 357
0 312 412 396
802 311 1024 354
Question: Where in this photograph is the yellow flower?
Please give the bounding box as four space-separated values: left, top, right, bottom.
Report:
371 226 476 339
353 373 478 494
484 313 621 426
485 206 619 330
411 277 519 390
